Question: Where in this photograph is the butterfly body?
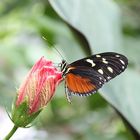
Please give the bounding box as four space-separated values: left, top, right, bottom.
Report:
60 52 128 102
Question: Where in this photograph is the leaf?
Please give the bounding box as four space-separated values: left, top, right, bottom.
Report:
49 0 122 53
49 0 140 134
101 70 140 134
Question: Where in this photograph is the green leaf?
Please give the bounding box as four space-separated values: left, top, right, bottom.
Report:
49 0 140 134
49 0 122 53
101 70 140 134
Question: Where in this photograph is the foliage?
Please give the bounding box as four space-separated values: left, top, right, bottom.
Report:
0 0 140 139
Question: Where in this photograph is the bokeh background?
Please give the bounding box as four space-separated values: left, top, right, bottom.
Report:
0 0 140 140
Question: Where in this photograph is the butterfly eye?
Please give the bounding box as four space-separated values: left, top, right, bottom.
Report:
58 63 62 68
57 60 65 68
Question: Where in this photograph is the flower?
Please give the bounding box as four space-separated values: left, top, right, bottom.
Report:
12 57 62 127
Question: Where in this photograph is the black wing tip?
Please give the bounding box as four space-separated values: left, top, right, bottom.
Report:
99 51 128 67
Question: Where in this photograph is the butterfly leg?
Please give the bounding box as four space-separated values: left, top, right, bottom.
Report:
65 85 72 103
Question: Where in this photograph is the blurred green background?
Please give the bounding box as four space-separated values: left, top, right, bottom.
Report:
0 0 140 140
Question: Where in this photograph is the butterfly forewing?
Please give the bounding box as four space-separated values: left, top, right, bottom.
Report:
69 52 128 81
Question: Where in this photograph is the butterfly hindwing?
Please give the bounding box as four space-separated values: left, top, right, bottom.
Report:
65 67 105 96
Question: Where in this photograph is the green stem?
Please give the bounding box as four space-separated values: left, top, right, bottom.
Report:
4 125 18 140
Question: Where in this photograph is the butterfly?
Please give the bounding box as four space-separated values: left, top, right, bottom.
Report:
59 52 128 103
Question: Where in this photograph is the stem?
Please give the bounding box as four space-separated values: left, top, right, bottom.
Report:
4 125 18 140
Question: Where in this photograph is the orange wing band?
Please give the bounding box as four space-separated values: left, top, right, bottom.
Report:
66 73 96 94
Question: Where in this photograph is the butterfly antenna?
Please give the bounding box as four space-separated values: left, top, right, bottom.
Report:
42 36 64 60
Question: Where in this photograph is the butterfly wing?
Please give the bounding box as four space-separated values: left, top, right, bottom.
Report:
64 52 128 102
65 67 105 102
70 52 128 81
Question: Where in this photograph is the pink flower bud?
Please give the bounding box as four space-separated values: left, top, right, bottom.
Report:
16 56 62 114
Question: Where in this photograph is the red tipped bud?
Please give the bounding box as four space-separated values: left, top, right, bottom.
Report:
12 57 62 127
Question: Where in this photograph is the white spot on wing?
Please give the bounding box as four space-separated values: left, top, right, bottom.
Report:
122 66 125 69
102 58 108 64
107 66 113 73
86 59 96 67
99 77 102 80
116 55 120 57
120 59 125 65
98 69 103 74
107 76 111 80
96 55 101 58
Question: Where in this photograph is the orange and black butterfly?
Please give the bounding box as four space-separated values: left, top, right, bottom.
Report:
59 52 128 102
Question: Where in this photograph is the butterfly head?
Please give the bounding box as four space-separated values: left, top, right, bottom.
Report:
58 59 68 76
